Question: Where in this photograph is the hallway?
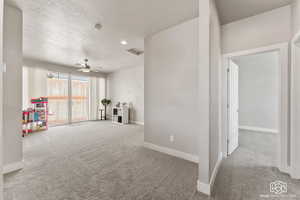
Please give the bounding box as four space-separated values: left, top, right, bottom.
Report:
213 131 300 200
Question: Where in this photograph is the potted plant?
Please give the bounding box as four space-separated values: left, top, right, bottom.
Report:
101 98 111 120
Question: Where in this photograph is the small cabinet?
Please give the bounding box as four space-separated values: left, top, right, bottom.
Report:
112 106 129 125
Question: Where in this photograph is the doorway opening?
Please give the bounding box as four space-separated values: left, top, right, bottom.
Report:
222 43 289 173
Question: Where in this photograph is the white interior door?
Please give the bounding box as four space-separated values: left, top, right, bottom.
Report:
228 60 239 155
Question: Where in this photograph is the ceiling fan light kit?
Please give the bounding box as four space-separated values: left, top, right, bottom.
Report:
76 58 101 73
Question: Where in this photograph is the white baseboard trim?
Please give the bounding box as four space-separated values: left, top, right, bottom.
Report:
131 121 144 126
239 126 278 134
143 142 199 163
290 167 300 179
197 153 223 196
209 153 223 190
279 166 291 176
292 172 300 180
197 180 211 195
3 161 24 174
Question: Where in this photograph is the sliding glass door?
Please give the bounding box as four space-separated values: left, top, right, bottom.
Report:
23 66 106 127
71 75 90 123
47 73 91 125
47 72 69 126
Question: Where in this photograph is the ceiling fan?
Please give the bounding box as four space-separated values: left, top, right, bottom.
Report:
75 58 102 73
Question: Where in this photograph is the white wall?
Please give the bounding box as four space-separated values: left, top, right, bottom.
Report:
222 6 291 54
0 0 3 199
3 4 23 166
197 0 210 186
209 0 222 181
107 66 144 124
22 67 48 109
291 0 300 179
144 5 220 190
292 0 300 35
234 51 279 131
145 18 200 155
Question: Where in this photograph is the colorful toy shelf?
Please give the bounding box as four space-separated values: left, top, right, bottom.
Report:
22 97 48 137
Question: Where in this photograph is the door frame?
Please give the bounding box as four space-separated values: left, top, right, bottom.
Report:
227 60 239 155
291 31 300 179
221 43 289 174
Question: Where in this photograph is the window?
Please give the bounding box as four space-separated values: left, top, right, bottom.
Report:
47 72 69 126
22 66 106 127
71 75 90 123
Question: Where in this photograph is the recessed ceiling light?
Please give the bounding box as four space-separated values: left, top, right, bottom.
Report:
94 23 103 30
120 40 128 45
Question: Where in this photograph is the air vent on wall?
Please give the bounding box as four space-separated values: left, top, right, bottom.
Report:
127 48 144 56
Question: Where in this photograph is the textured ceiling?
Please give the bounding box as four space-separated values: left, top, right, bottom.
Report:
216 0 292 25
7 0 199 72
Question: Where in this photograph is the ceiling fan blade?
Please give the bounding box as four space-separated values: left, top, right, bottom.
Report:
92 67 103 73
77 68 91 73
75 63 84 67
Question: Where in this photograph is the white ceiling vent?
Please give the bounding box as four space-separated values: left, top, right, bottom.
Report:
127 48 144 56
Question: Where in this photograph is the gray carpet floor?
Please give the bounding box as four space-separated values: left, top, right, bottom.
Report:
213 130 300 200
4 122 300 200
